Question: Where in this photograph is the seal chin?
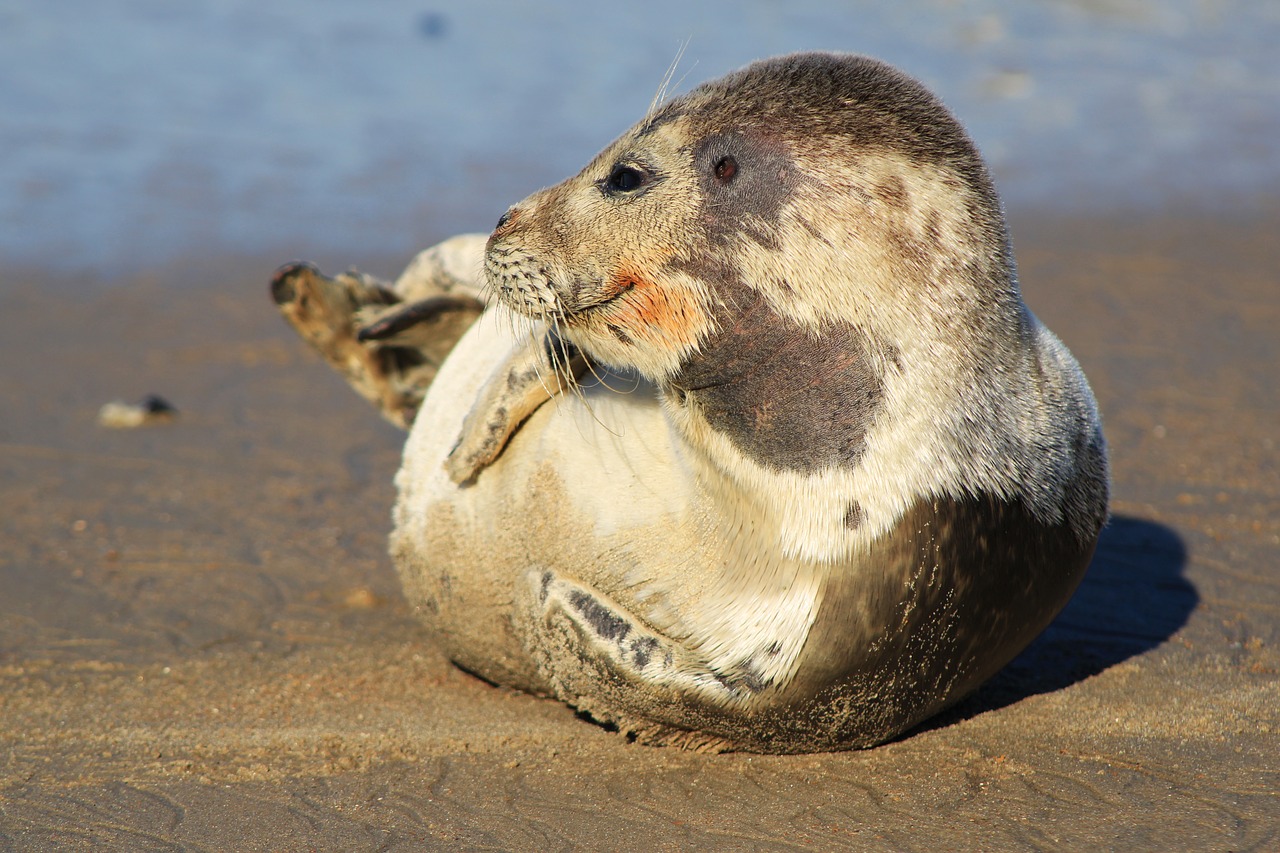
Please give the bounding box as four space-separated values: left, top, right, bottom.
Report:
573 280 636 317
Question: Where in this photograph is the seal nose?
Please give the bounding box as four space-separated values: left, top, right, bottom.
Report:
270 261 320 305
493 206 521 236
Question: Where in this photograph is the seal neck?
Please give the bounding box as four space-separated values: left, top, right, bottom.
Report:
667 290 885 474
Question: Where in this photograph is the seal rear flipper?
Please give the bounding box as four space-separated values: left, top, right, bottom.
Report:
356 294 486 347
270 261 484 429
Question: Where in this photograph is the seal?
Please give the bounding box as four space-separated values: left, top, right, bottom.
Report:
272 51 1108 753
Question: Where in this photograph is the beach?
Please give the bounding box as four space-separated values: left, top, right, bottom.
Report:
3 1 1279 847
1 210 1276 849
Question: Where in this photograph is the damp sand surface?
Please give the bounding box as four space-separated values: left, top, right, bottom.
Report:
1 212 1277 850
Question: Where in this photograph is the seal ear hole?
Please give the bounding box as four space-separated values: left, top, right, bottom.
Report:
713 155 738 184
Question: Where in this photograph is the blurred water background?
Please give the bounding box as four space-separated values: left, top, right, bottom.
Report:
2 0 1277 278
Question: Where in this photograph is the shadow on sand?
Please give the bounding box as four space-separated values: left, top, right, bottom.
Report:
932 514 1195 727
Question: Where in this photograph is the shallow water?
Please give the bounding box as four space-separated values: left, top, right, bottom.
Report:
2 0 1277 276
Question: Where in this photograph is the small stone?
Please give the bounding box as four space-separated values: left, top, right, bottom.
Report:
98 394 178 428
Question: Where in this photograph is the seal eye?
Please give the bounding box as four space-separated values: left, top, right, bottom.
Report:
714 155 738 184
605 164 646 194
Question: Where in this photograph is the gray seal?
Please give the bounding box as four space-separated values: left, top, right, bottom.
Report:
273 52 1108 753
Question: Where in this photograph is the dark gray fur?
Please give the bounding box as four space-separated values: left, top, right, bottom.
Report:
671 289 885 472
692 130 805 252
648 52 1005 238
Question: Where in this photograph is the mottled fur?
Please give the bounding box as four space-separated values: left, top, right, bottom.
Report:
280 52 1109 752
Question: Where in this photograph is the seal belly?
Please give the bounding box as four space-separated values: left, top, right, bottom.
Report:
391 309 706 692
393 308 832 720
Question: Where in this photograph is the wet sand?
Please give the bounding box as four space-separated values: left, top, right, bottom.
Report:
1 211 1277 850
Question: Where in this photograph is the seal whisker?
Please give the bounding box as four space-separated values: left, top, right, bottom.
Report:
552 319 629 440
648 39 694 118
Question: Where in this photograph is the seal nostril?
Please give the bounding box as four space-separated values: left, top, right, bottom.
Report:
270 274 295 305
495 208 519 233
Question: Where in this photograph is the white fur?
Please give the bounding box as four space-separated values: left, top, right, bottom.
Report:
396 303 824 700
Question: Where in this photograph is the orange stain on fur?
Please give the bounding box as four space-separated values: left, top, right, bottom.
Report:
603 266 703 350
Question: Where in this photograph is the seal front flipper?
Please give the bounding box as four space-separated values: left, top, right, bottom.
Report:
445 332 588 484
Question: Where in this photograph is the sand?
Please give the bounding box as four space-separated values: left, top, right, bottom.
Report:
1 212 1277 850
